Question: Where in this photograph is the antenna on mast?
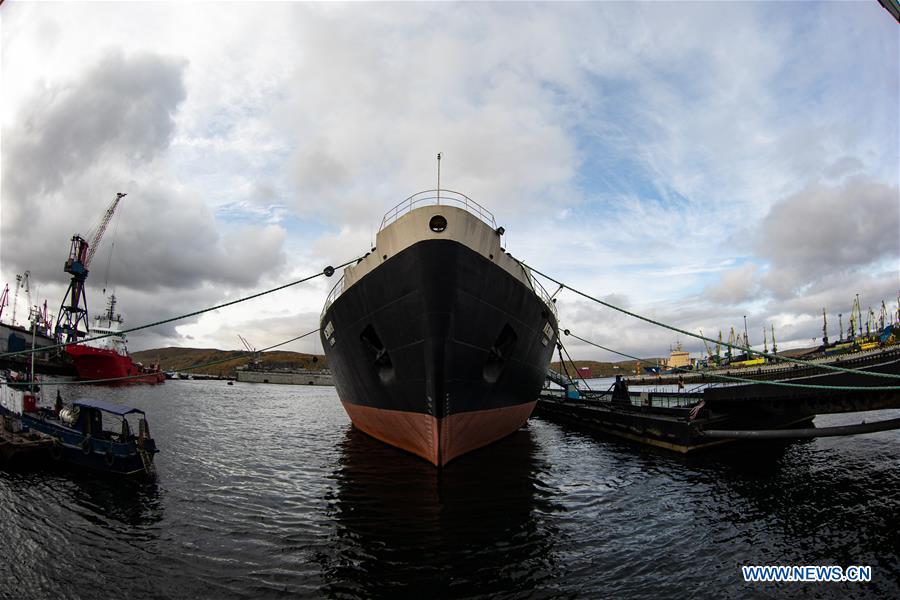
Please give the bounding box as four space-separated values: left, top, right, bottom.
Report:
436 152 442 205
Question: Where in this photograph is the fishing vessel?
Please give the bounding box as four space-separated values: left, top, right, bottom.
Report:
66 295 165 384
0 373 158 477
320 189 558 466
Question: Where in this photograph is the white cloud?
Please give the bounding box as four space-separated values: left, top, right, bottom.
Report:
1 1 896 357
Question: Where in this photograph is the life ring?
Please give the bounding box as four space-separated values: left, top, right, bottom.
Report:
50 441 62 461
104 450 115 466
81 436 92 455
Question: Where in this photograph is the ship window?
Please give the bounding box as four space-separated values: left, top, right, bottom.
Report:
429 215 447 233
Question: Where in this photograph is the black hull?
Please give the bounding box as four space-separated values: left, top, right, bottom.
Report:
321 239 557 465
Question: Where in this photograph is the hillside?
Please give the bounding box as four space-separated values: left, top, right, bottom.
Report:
131 347 328 378
133 348 665 379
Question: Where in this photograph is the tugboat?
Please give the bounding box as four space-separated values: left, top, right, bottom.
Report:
66 295 165 384
320 189 558 466
0 373 158 477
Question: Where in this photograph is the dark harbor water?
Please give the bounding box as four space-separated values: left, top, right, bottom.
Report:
1 381 897 599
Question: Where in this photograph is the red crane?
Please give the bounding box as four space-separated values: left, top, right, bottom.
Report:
54 193 127 343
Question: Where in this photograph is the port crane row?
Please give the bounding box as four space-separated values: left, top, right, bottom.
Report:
675 296 900 373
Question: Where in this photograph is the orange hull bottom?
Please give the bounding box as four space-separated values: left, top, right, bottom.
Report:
341 401 537 466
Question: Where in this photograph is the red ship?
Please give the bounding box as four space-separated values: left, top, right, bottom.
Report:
66 295 164 385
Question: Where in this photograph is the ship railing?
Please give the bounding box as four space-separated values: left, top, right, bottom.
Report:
379 189 497 231
520 264 558 320
533 274 558 319
322 274 346 318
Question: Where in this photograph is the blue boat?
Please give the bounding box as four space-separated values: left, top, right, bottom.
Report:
1 375 158 477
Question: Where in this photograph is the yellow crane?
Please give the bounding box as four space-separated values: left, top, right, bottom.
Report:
699 329 715 365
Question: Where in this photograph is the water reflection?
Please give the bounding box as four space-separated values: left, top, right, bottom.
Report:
0 469 164 598
64 470 163 530
319 427 560 598
1 466 162 528
669 433 900 597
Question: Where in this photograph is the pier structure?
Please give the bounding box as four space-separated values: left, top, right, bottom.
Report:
536 346 900 453
236 368 334 386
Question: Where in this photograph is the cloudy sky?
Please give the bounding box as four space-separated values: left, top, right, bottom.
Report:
1 1 897 362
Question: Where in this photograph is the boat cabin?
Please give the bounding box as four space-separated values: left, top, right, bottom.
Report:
62 398 150 443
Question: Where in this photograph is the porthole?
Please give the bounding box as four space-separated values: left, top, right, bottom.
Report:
429 215 448 233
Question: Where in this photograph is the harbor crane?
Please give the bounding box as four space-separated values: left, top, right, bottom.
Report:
699 329 716 364
238 335 262 368
848 294 862 340
54 193 127 343
10 271 33 327
12 273 22 326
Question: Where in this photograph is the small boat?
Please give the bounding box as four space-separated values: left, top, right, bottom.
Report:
0 374 158 477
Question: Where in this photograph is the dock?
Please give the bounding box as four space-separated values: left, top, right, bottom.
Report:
535 350 900 453
535 389 726 452
236 368 334 386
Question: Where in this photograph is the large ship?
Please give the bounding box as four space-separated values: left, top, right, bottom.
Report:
0 276 57 358
320 190 558 466
66 295 164 384
0 315 56 358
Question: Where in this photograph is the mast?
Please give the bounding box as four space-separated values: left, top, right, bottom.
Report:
436 153 442 205
743 315 750 349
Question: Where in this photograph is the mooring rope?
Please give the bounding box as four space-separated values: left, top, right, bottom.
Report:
519 260 900 380
558 338 593 392
565 330 900 392
0 257 361 360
